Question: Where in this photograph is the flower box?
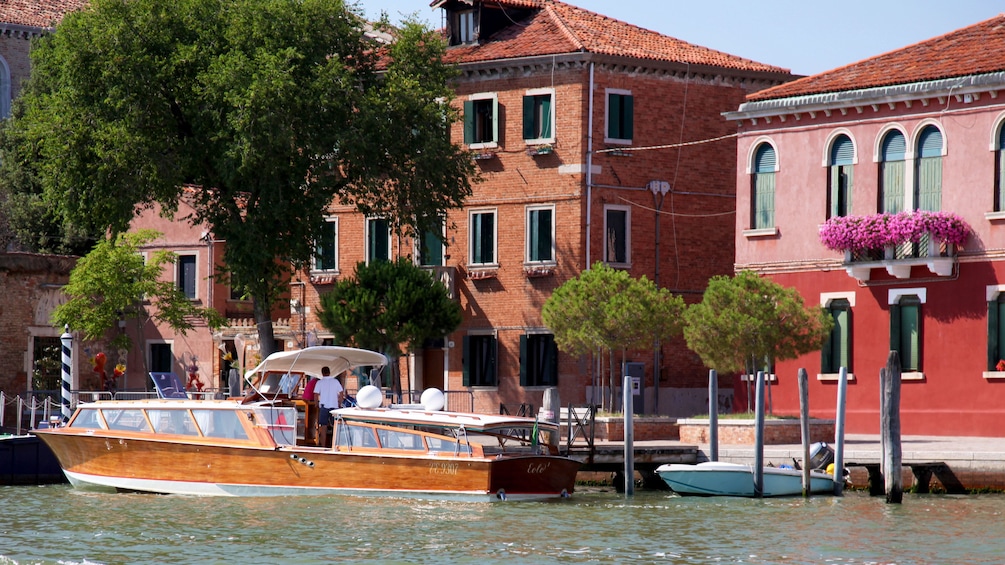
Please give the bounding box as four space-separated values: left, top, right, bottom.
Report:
527 145 553 156
524 266 554 278
472 151 496 160
467 269 497 280
819 210 970 253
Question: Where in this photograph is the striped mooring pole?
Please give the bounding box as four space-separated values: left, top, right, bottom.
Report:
60 325 73 423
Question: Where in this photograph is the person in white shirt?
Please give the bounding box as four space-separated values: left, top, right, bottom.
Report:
314 366 344 447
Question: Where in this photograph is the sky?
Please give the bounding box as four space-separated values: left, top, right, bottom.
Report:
359 0 1003 76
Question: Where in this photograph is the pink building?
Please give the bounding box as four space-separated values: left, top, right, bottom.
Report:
728 16 1005 436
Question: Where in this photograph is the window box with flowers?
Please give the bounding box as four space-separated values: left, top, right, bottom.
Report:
524 265 555 278
526 144 553 156
819 211 970 281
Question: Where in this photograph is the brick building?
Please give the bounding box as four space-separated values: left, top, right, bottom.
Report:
127 0 793 415
727 15 1005 436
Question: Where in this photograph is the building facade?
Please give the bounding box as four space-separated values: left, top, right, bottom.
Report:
728 15 1005 436
125 0 792 415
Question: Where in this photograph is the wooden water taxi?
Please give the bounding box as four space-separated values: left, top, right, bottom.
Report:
34 346 579 500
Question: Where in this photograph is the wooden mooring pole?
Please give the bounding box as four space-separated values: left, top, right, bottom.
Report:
623 374 634 496
880 351 903 503
754 370 765 497
708 369 718 462
798 368 811 497
833 367 847 495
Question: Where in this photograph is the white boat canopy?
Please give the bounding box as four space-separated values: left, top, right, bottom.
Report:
244 346 387 380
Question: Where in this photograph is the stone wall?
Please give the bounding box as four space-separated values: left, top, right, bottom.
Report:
679 418 835 445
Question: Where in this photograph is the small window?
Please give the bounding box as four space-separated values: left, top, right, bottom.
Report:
463 94 498 147
526 206 554 264
879 130 906 213
314 217 338 272
890 296 922 372
821 299 851 374
418 220 444 267
828 135 854 219
469 210 496 266
523 91 554 142
752 143 776 229
367 218 390 263
606 90 633 143
996 127 1005 212
520 333 558 387
988 295 1005 371
451 9 476 45
177 255 197 299
463 334 497 387
603 205 630 266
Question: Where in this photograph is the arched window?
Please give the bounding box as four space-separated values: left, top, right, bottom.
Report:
915 125 943 211
0 56 10 120
879 130 906 213
828 135 854 218
996 126 1005 212
752 143 776 229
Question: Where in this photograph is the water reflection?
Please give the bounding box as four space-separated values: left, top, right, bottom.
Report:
3 485 1004 564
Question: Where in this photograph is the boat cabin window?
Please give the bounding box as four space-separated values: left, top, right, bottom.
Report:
252 407 297 445
191 409 249 440
376 428 425 450
68 408 105 429
101 409 151 432
426 436 473 455
334 423 379 449
147 409 199 436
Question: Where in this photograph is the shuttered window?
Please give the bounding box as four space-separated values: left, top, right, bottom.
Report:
890 296 921 372
523 93 553 141
463 96 498 146
470 210 496 265
419 221 443 267
828 135 854 218
821 299 851 374
879 131 906 213
462 334 497 387
988 296 1005 371
996 127 1005 212
914 126 943 211
520 334 558 387
527 206 554 263
752 143 776 229
314 218 338 271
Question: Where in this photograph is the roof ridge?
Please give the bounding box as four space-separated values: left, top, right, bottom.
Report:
541 1 584 51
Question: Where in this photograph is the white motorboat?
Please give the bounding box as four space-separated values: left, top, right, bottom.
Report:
656 461 837 497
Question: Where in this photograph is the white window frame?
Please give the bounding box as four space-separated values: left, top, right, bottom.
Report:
455 9 475 44
604 88 633 145
524 87 556 145
415 219 446 267
525 204 556 265
312 216 339 273
603 204 631 267
176 253 199 301
468 208 498 268
466 92 498 150
365 217 392 265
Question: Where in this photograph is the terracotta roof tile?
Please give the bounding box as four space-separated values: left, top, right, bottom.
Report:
0 0 87 28
749 14 1005 101
441 0 788 74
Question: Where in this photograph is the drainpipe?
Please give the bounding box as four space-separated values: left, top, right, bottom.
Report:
586 62 595 270
647 181 671 415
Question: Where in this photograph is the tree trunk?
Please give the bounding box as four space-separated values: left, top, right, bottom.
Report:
253 295 277 360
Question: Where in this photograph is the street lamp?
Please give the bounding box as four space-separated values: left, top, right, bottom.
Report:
647 180 672 414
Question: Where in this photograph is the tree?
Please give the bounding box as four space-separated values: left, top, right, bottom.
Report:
542 262 685 410
682 270 834 377
1 0 475 358
316 258 462 398
51 229 224 357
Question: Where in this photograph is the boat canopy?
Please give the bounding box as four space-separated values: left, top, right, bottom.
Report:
244 346 387 380
333 407 559 433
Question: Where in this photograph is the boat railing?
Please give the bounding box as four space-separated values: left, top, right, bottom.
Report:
1 391 61 434
342 386 475 413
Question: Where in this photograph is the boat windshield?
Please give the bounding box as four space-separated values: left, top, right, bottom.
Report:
147 409 200 436
251 406 297 445
190 409 249 440
68 408 105 430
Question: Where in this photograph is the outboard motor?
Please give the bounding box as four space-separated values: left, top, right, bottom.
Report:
809 442 835 471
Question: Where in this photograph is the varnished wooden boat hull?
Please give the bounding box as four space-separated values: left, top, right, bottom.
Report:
37 431 579 500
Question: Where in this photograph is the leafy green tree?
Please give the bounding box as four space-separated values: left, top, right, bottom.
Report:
52 230 224 355
682 270 834 377
1 0 474 358
542 262 685 410
316 258 462 398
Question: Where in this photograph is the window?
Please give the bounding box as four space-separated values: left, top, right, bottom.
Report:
752 143 776 229
450 9 476 45
879 130 906 213
177 255 197 299
229 272 246 301
418 222 444 267
469 210 496 266
523 89 554 143
314 217 338 272
149 343 173 374
914 125 943 211
462 334 497 387
0 57 9 119
828 135 854 218
996 127 1005 212
463 94 498 147
821 299 851 374
989 294 1005 371
604 205 630 265
520 333 558 387
890 295 922 372
526 205 554 264
366 218 390 263
605 90 633 143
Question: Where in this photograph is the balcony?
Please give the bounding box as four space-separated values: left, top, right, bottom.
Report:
421 266 456 299
843 235 955 281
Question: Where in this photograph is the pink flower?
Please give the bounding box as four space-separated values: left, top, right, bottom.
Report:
819 211 969 252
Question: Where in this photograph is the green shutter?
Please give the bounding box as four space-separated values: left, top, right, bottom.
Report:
622 95 634 140
519 334 528 387
916 156 942 211
890 303 901 356
608 93 621 139
540 96 552 139
523 96 535 140
462 335 471 387
490 98 498 144
881 160 905 214
989 301 999 371
881 131 906 160
544 334 558 386
488 336 498 386
829 166 841 219
539 209 552 261
998 149 1005 212
899 299 920 371
830 136 854 165
463 100 475 145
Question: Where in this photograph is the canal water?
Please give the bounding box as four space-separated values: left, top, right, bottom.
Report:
1 485 1003 564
